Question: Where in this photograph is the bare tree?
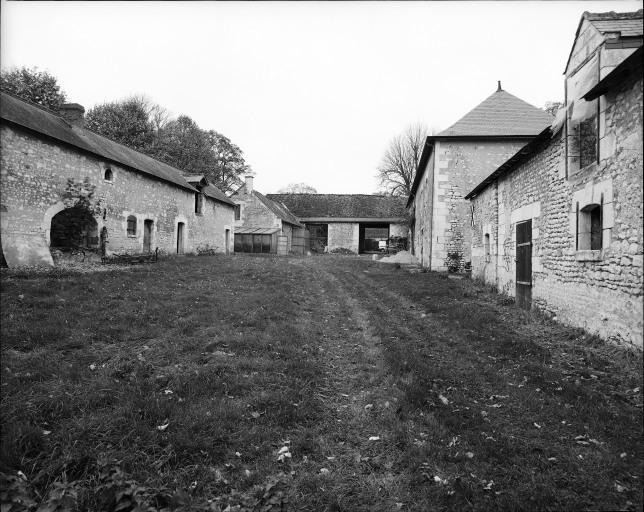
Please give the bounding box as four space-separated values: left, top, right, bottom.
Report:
277 183 318 194
376 123 429 196
544 101 564 117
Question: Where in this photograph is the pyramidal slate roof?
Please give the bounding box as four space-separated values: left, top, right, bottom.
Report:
266 194 407 220
436 87 553 137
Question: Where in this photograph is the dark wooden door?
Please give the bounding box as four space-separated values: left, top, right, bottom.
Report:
143 220 153 253
516 220 532 309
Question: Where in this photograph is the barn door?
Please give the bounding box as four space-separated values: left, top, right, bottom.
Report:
143 219 153 253
515 220 532 309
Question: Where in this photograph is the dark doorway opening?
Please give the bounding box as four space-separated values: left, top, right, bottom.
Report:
177 222 185 254
50 207 98 250
143 219 154 253
359 223 389 254
307 223 328 253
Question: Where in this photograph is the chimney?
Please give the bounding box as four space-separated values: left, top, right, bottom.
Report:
497 81 503 92
59 103 85 127
245 174 254 193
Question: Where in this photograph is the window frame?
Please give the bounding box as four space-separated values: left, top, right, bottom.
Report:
195 192 204 215
126 215 137 237
104 168 114 182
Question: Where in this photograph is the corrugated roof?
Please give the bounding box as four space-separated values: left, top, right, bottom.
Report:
0 91 196 192
235 226 280 235
254 191 303 227
586 10 643 37
436 88 553 137
266 194 407 220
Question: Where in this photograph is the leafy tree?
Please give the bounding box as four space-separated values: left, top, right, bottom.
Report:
544 101 564 117
376 123 429 197
0 66 67 111
85 96 157 152
277 183 318 194
207 131 250 193
157 115 215 176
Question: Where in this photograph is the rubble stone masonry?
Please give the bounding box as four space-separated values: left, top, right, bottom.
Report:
471 73 643 345
0 124 234 265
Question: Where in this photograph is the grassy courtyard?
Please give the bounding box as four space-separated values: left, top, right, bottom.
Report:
1 255 642 511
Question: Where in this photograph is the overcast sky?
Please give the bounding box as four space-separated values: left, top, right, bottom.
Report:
1 0 642 193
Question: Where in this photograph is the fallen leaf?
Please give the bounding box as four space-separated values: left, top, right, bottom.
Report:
615 482 626 493
42 430 51 435
433 475 448 485
320 468 330 475
89 364 96 371
157 421 169 431
235 451 241 457
465 452 474 459
368 436 381 441
533 422 542 429
164 389 173 395
364 403 373 410
483 480 494 490
250 412 261 419
438 394 449 405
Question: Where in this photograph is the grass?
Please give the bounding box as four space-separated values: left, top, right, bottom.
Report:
0 254 642 511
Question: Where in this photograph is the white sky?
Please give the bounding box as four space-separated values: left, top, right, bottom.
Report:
1 0 642 193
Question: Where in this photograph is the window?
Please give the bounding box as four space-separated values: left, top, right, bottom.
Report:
576 200 603 251
127 215 137 236
234 233 272 253
484 233 491 262
195 193 203 214
234 204 241 220
104 168 113 181
578 116 598 169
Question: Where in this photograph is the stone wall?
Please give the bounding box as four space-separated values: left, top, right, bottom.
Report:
233 192 281 230
0 124 234 265
471 73 643 345
413 139 528 270
328 223 359 253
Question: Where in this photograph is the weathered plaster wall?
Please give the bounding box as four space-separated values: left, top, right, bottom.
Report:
471 73 643 345
413 148 435 267
233 192 280 230
0 124 233 265
328 223 359 253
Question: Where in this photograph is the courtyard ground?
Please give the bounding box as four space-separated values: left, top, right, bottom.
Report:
1 255 642 511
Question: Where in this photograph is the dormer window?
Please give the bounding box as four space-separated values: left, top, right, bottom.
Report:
104 168 113 182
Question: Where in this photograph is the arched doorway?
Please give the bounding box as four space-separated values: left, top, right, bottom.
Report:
50 207 99 251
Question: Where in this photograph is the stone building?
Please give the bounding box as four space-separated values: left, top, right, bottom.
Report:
0 92 235 266
267 193 407 254
466 11 642 345
231 175 304 254
407 84 553 271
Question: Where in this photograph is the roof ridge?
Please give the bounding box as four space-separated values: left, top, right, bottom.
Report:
583 9 643 21
1 90 200 184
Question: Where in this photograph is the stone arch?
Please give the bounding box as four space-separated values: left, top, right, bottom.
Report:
49 207 99 250
43 202 66 245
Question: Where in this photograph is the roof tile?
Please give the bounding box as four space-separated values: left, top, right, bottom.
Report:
266 194 407 219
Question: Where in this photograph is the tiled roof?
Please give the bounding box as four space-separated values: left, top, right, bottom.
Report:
585 10 643 37
266 194 407 220
254 191 303 227
436 88 553 137
0 91 196 192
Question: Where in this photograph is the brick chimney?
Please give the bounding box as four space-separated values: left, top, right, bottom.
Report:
60 103 85 128
245 174 254 194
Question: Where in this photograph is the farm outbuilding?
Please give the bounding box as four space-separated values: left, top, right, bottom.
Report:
266 193 408 254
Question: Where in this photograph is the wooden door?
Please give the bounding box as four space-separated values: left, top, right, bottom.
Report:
177 222 185 254
515 220 532 309
143 220 153 253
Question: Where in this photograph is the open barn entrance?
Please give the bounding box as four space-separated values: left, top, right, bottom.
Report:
359 223 389 254
50 207 98 251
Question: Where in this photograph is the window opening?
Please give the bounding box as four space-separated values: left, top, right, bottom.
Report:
127 215 137 236
577 203 602 250
484 234 491 262
104 168 113 181
234 204 241 220
195 193 203 214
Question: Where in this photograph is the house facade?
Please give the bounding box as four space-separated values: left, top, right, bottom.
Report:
231 175 305 254
407 84 553 271
267 193 407 254
467 11 643 345
0 92 235 267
